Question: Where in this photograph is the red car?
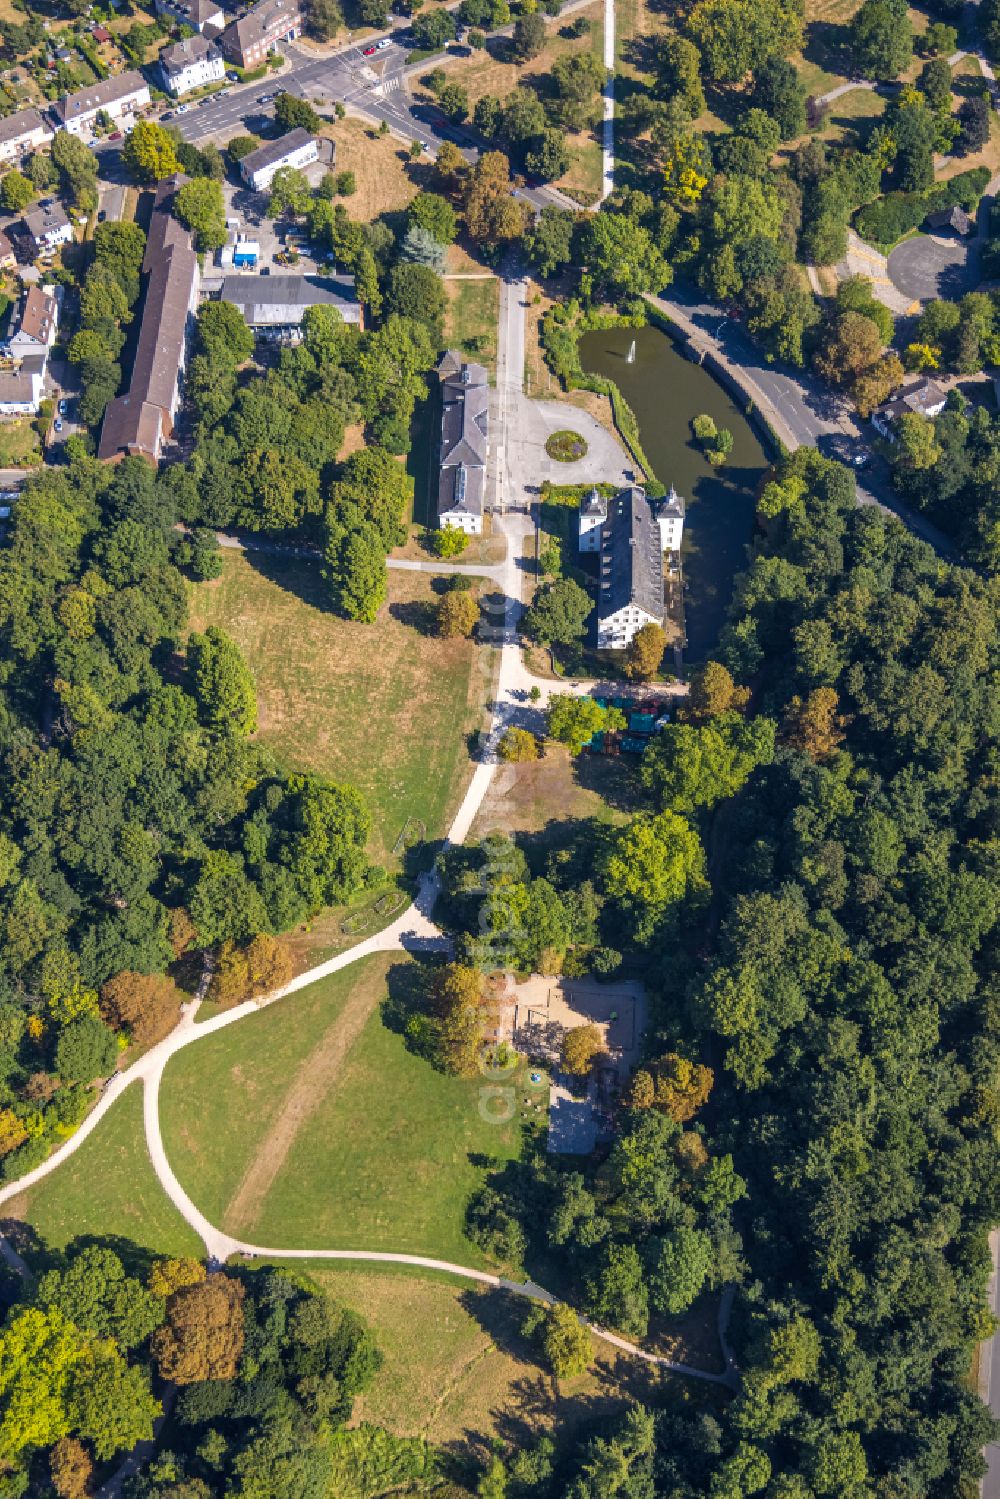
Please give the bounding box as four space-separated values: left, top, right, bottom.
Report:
362 42 378 54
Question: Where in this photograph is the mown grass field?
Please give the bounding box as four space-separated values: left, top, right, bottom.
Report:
7 1087 203 1264
0 419 41 468
444 276 500 374
160 955 529 1264
187 553 484 867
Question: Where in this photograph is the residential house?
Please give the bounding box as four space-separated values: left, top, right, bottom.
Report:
98 176 200 465
437 351 488 535
0 107 55 165
22 199 73 254
51 70 151 138
154 0 226 34
239 127 318 192
0 283 59 416
217 272 362 338
593 487 665 651
0 229 16 272
0 357 46 416
219 0 302 69
871 377 947 439
159 34 225 95
3 285 58 360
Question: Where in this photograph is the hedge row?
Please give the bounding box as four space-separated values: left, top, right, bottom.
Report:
854 167 991 248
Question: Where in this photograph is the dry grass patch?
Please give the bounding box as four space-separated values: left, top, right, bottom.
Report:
310 1267 669 1451
187 552 484 866
471 743 635 842
414 4 604 202
321 116 419 222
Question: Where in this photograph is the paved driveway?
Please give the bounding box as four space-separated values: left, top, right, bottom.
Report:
887 231 980 303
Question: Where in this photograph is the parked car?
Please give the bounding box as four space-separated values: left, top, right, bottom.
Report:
362 42 378 54
226 70 239 81
53 419 63 432
58 399 67 415
108 130 122 140
376 35 392 47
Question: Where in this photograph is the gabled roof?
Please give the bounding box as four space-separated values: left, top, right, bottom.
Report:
11 285 57 344
52 69 149 123
98 176 199 462
597 487 664 622
0 107 52 147
219 272 361 323
222 0 300 50
440 360 488 468
437 355 488 520
240 126 315 177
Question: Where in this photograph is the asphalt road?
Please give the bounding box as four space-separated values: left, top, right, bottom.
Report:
172 28 566 212
660 286 959 561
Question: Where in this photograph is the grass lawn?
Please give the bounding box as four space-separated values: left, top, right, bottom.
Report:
319 116 420 223
307 1267 671 1448
0 418 41 468
160 955 528 1263
5 1086 203 1265
444 276 500 374
187 553 484 867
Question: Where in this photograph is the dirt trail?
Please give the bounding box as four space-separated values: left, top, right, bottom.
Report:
222 956 392 1236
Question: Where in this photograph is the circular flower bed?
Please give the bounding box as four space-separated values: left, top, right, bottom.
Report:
545 429 589 462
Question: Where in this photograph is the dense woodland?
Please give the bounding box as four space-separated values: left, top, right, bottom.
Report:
0 448 377 1184
436 451 1000 1496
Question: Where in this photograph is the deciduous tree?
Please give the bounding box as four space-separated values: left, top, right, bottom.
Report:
151 1275 246 1384
562 1022 604 1074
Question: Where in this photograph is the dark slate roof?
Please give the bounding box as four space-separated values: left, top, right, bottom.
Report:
98 176 198 461
597 487 664 621
160 33 218 74
22 199 69 240
438 357 488 520
219 272 361 323
240 126 315 178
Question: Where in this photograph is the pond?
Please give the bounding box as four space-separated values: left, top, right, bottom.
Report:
578 323 770 664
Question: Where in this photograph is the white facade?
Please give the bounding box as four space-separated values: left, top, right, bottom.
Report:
23 202 73 253
437 508 482 536
241 132 319 192
656 487 685 552
0 108 55 165
54 73 151 138
161 41 225 96
4 287 59 360
578 489 607 552
597 604 661 653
